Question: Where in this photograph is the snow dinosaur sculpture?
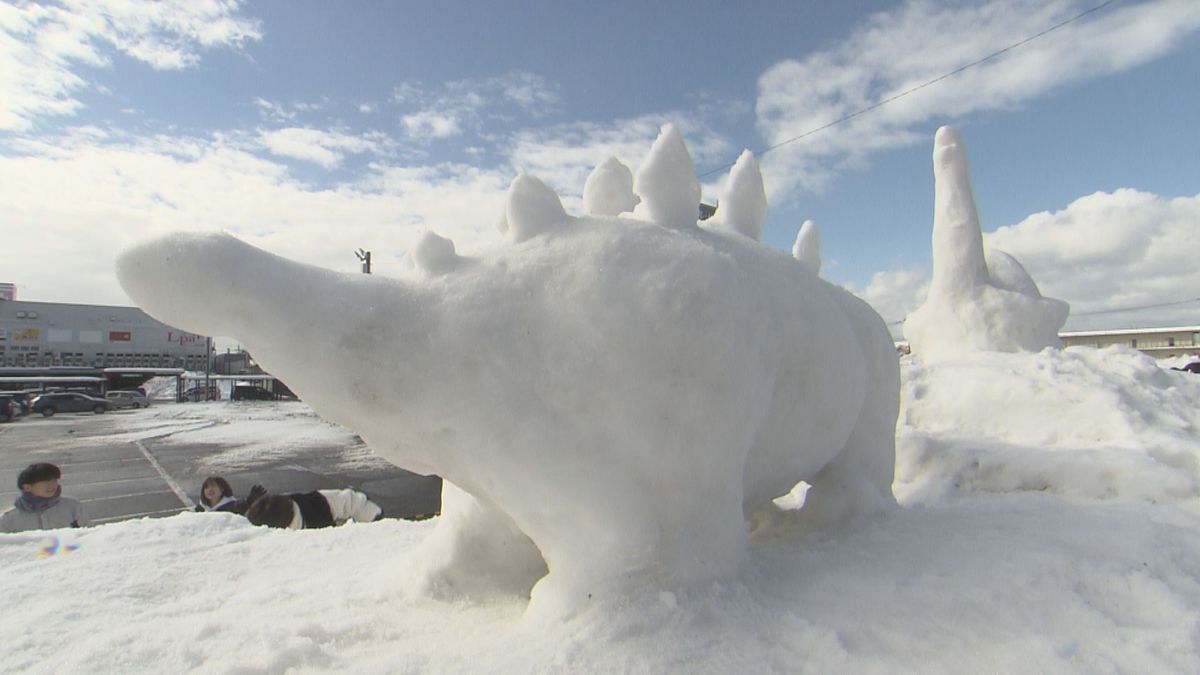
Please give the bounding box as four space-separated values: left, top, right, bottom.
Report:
117 125 900 619
904 127 1068 361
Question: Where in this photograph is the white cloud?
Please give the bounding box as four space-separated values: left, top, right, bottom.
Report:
390 81 423 105
755 0 1200 198
395 70 561 141
0 129 511 307
987 189 1200 330
258 127 391 168
0 0 261 131
253 98 296 123
854 267 931 330
496 70 560 114
400 111 462 140
857 189 1200 332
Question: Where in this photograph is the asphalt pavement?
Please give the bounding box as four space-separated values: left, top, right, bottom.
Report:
0 406 441 525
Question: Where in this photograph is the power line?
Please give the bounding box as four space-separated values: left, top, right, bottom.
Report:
1069 296 1200 317
886 296 1200 326
699 0 1120 179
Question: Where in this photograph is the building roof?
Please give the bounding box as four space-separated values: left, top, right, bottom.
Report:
1059 326 1200 338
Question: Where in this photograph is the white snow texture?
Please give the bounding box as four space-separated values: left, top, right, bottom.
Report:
116 124 901 620
792 219 821 274
904 126 1069 361
582 156 639 216
710 150 768 240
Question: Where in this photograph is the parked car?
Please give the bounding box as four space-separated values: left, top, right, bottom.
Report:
180 385 220 402
31 392 112 416
105 390 151 409
232 384 275 401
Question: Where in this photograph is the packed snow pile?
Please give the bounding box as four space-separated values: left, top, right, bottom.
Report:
904 127 1069 361
896 346 1200 504
116 124 901 618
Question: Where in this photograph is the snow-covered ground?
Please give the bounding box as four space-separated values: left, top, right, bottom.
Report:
6 399 392 475
4 346 1200 673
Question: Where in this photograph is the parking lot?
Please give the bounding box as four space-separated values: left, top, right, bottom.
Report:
0 402 442 525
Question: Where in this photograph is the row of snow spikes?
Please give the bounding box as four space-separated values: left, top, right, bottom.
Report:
413 124 820 275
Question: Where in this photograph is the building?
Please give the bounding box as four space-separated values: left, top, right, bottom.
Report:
0 299 210 370
1059 326 1200 359
212 349 257 375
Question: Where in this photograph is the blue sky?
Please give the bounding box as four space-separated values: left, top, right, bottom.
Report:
2 0 1199 331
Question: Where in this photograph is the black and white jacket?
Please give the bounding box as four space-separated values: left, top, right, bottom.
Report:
282 489 382 529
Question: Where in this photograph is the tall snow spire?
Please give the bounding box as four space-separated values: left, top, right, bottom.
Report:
792 220 821 274
904 126 1069 361
632 124 701 229
929 126 989 297
711 150 767 240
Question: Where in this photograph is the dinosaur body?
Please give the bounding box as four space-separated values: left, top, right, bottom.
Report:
117 126 900 617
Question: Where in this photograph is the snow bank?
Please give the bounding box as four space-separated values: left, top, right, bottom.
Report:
4 495 1199 673
896 346 1200 504
904 127 1068 361
117 124 901 618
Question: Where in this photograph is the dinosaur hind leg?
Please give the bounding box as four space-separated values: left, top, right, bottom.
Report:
407 482 548 601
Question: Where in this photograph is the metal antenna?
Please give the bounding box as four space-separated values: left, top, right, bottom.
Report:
354 248 372 274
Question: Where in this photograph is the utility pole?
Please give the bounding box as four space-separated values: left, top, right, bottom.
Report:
355 248 372 274
204 336 213 401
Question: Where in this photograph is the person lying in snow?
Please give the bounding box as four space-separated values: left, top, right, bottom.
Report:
244 489 382 529
192 476 265 514
1 463 89 533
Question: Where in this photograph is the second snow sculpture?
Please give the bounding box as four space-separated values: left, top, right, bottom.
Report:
904 127 1068 361
116 125 900 618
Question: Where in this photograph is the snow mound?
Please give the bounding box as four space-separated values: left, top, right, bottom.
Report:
896 346 1200 504
904 127 1068 361
5 497 1200 673
116 123 900 619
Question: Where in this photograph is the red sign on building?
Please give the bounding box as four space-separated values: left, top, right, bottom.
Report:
109 331 132 342
166 330 205 346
